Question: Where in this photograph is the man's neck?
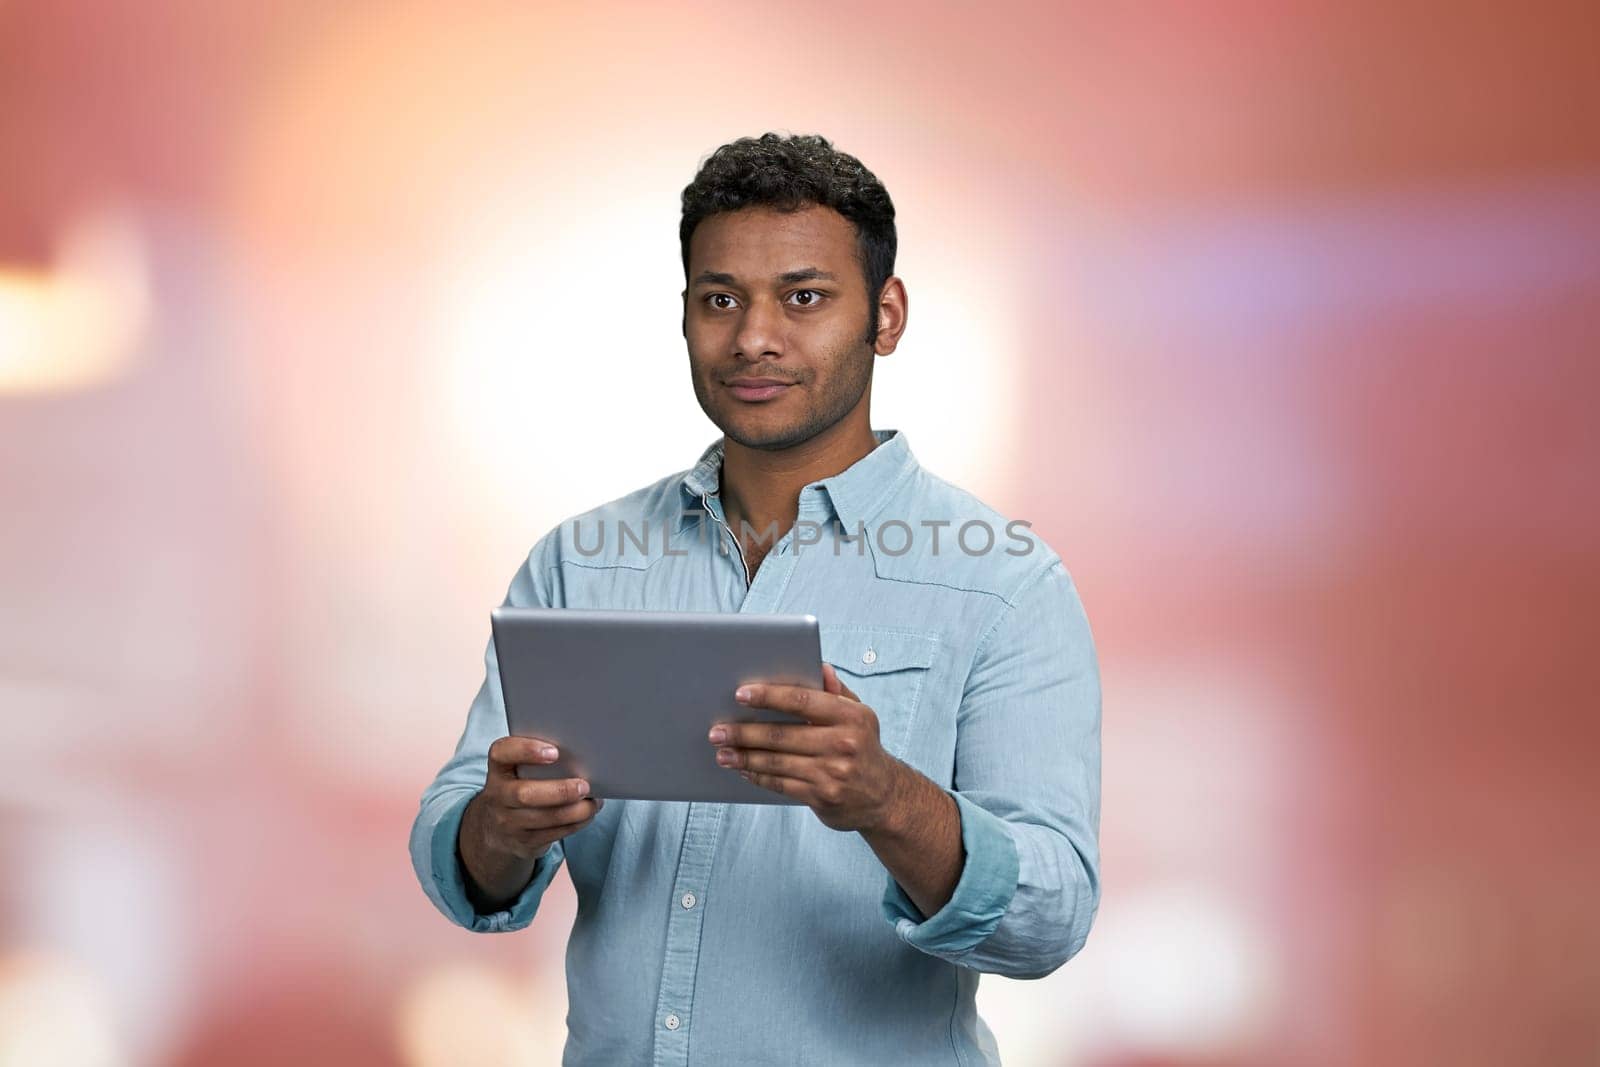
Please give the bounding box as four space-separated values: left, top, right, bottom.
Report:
719 417 879 565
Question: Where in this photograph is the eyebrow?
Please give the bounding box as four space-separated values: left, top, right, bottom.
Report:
691 267 839 288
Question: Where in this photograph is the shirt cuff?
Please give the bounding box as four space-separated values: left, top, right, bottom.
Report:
424 791 561 933
880 788 1021 957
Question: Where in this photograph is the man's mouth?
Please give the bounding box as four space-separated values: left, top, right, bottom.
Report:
724 377 796 402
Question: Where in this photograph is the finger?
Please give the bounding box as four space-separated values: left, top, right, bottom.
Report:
506 796 601 831
734 681 851 725
488 735 562 776
821 662 860 702
710 719 833 754
727 747 825 781
506 776 592 809
738 768 813 801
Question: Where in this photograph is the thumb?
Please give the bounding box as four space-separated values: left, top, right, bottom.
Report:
821 662 859 702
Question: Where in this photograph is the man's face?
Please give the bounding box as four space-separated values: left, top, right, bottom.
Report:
683 204 876 451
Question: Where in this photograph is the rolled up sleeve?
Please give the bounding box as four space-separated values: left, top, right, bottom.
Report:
881 789 1020 952
882 558 1102 978
408 535 569 933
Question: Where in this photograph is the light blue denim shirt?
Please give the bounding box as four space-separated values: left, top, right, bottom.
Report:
410 428 1102 1066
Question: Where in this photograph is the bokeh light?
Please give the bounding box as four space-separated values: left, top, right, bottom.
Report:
0 953 125 1067
0 207 148 395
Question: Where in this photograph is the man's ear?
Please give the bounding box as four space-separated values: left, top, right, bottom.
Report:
871 276 908 356
680 290 688 337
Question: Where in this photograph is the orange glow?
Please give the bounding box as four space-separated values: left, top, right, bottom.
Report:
395 964 564 1067
0 209 148 394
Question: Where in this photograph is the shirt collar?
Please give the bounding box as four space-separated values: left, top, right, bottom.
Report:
678 428 917 533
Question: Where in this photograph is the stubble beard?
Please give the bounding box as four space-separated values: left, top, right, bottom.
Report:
694 335 875 453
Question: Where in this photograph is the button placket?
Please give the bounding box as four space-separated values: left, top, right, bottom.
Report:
650 802 726 1065
647 503 798 1065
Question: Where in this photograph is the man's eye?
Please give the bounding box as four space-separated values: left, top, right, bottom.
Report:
705 293 738 310
789 289 824 307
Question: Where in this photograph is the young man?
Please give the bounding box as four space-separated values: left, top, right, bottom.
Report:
410 133 1102 1065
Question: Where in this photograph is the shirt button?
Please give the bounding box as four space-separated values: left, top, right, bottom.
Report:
664 1013 681 1031
680 892 697 909
862 648 877 665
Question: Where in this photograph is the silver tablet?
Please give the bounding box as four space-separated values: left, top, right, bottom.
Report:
490 608 823 805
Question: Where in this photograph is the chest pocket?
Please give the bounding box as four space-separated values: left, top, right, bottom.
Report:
819 625 940 759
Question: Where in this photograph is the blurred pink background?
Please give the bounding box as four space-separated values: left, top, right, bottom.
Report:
2 2 1596 1064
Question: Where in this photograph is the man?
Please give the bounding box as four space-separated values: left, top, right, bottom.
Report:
410 132 1101 1065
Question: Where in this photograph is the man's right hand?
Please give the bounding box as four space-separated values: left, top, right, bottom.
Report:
457 736 602 910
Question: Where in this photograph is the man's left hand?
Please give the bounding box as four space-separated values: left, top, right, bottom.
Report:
709 663 907 833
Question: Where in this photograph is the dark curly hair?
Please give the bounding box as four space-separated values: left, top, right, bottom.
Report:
680 133 897 343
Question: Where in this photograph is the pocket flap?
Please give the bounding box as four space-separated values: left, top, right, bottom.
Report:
820 626 939 675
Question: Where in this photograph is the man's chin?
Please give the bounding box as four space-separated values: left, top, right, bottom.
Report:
718 414 818 453
723 428 805 452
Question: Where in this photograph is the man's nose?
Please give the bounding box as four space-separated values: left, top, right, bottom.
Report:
733 296 784 360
